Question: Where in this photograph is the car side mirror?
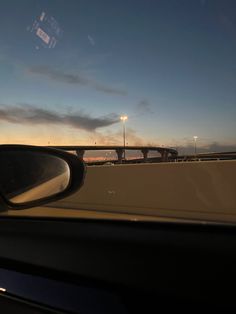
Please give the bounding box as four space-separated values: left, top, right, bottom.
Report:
0 145 85 210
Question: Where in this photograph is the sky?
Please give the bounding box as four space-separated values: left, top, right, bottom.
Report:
0 0 236 154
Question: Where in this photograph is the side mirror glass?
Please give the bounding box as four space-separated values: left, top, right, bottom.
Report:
0 145 85 210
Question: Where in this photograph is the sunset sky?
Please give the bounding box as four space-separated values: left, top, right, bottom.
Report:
0 0 236 154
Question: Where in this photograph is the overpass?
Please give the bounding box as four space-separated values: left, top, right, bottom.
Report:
50 145 178 163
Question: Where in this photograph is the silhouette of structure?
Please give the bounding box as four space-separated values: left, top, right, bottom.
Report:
51 145 178 164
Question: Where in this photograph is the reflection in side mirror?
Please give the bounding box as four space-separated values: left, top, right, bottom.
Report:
0 152 70 204
0 145 85 209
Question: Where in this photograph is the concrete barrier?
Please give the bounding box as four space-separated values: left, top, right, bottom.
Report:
49 160 236 222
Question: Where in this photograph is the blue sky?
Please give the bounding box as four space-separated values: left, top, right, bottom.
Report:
0 0 236 153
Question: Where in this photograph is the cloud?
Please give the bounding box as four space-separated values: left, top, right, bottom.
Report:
95 128 145 146
28 66 128 96
64 112 120 131
125 128 145 146
176 141 236 155
204 141 236 153
136 99 153 114
0 105 120 131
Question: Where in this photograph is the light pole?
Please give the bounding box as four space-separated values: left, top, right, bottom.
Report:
193 136 198 156
120 115 128 160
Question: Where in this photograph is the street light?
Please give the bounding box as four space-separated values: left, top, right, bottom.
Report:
193 136 198 156
120 115 128 160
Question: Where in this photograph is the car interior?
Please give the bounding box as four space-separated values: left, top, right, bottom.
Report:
0 146 235 313
1 0 236 313
1 216 236 313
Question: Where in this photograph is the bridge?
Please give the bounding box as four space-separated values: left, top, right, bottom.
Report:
50 145 178 163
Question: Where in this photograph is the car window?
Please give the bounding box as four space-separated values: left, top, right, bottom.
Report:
0 0 235 223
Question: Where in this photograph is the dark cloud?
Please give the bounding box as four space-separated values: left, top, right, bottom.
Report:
28 66 127 96
0 105 120 131
136 99 153 114
85 127 145 146
205 142 236 153
64 113 119 131
177 141 236 155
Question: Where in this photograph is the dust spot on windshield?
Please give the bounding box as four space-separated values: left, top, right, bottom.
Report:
27 11 63 50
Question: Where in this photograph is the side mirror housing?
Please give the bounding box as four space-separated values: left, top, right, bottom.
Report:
0 145 85 210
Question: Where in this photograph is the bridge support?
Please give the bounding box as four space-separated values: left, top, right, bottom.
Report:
171 152 178 160
116 148 124 164
141 149 149 163
161 150 169 162
76 149 85 160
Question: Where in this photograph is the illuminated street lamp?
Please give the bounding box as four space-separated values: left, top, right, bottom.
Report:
120 115 128 160
193 136 198 156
